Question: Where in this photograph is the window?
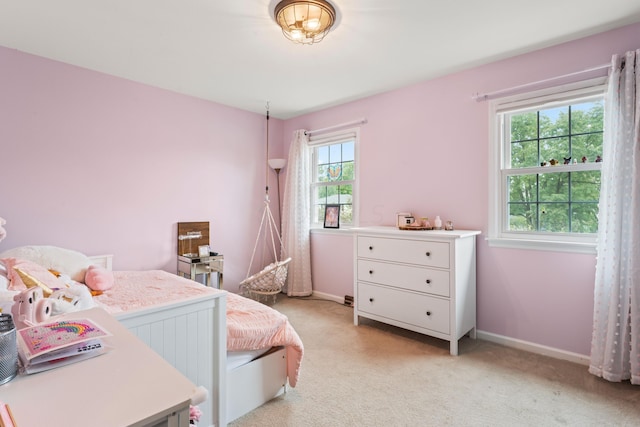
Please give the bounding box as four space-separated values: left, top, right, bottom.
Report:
309 129 359 227
488 78 606 253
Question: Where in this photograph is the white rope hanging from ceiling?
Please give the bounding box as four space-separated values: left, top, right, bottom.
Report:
240 103 291 299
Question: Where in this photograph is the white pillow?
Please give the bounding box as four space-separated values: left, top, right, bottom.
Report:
0 245 92 283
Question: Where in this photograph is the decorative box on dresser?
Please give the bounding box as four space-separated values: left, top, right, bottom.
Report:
353 226 481 355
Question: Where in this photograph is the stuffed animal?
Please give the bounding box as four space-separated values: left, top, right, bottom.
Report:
11 287 53 329
84 265 114 293
49 284 95 316
11 278 96 328
14 267 55 296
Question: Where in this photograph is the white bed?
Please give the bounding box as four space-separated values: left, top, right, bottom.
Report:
89 254 299 427
0 249 302 427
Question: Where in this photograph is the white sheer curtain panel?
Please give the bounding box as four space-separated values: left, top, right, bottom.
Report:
589 49 640 385
281 130 313 296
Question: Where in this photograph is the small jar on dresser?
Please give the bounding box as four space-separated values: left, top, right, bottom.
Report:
353 226 480 355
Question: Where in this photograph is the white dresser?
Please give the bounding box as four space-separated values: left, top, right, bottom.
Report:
353 226 480 355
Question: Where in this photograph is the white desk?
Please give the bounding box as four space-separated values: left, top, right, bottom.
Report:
1 308 199 427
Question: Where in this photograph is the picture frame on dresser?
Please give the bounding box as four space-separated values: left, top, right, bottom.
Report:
323 204 340 228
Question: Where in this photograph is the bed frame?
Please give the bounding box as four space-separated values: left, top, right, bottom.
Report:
89 255 288 427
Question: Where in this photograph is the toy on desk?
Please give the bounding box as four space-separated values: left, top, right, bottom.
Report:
11 275 95 329
49 285 94 317
11 287 52 329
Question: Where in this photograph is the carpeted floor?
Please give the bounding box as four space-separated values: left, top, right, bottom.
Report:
228 295 640 427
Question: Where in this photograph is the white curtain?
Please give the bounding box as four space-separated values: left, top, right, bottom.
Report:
589 49 640 385
281 130 313 296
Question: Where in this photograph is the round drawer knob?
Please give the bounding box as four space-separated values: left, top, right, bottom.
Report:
369 298 374 302
426 279 431 284
426 311 432 316
425 251 431 257
369 270 373 274
369 246 374 250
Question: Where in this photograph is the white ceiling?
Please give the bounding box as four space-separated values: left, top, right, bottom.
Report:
1 1 639 119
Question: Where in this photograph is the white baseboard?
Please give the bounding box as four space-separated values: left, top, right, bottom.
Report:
476 330 590 366
311 290 344 304
311 291 590 366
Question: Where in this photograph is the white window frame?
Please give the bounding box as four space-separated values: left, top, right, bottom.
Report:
487 77 607 254
309 128 360 229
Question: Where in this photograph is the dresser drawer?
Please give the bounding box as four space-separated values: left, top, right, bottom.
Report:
357 260 450 297
358 236 449 268
357 283 450 334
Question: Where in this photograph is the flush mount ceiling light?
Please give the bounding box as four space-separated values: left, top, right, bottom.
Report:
274 0 336 45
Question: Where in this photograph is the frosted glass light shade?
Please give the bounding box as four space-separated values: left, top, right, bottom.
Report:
268 158 287 170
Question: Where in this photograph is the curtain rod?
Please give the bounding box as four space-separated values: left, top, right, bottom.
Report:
472 63 611 102
304 118 368 136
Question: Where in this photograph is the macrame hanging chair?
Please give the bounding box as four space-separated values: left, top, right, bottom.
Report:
239 105 291 303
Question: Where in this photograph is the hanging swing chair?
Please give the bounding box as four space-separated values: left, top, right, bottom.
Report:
239 105 291 303
239 199 291 302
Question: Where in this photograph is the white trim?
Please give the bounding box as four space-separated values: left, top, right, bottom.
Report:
311 290 344 304
305 118 367 136
476 330 590 366
310 227 356 234
486 236 596 254
308 127 359 146
487 78 607 253
309 127 360 228
493 77 607 112
311 290 591 365
473 64 610 101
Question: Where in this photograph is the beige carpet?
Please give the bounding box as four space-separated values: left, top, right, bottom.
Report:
229 295 640 427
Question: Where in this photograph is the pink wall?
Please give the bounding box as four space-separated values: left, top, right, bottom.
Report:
0 47 285 293
283 22 640 356
2 22 638 357
310 231 354 299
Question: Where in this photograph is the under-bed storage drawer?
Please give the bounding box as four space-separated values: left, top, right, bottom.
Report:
357 283 450 334
227 347 287 423
357 259 450 297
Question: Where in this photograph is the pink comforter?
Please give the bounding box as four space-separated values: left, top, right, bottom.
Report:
94 270 304 386
226 292 304 386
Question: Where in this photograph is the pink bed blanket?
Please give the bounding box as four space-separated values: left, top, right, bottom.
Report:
94 270 304 386
226 292 304 386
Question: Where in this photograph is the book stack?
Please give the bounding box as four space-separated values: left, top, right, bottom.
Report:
17 318 110 374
